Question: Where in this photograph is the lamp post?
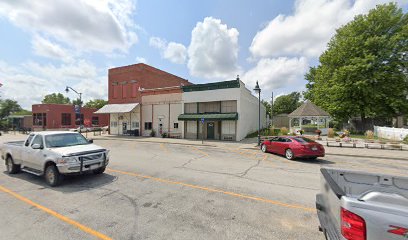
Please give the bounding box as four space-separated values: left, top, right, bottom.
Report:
65 86 83 133
254 81 261 146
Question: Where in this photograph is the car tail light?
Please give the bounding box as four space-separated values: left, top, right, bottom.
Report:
341 208 366 240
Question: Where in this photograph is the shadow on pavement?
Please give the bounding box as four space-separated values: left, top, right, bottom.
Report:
3 171 118 193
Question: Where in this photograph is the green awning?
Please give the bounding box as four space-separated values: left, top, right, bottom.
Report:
178 113 238 121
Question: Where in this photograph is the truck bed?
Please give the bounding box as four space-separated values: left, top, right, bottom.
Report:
3 141 25 146
322 167 408 201
317 168 408 240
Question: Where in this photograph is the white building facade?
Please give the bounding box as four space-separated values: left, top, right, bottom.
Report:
179 79 267 141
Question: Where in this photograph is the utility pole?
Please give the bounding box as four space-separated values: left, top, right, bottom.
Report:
271 92 274 128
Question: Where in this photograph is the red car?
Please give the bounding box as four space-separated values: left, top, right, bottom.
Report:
261 136 325 160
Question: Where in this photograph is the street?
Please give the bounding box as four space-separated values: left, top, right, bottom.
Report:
1 135 407 240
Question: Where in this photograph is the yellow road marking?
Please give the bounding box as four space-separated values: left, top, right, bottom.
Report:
160 143 169 153
107 168 315 212
0 185 112 240
191 146 209 157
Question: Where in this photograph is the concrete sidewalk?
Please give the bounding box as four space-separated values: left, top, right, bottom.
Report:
91 134 408 161
2 132 406 161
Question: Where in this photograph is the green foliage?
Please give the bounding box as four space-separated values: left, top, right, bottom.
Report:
0 99 22 119
304 3 408 127
72 98 83 107
273 92 302 115
403 135 408 144
13 110 32 116
84 99 108 109
280 127 288 135
365 130 375 139
150 129 156 137
261 100 272 118
42 93 70 104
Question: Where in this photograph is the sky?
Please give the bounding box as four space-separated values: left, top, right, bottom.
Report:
0 0 407 109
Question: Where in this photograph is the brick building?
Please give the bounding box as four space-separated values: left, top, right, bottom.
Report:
96 63 191 136
108 63 190 104
32 104 109 131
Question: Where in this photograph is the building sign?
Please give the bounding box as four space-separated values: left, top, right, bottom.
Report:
74 105 81 114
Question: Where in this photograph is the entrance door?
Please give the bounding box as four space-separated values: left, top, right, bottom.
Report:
122 122 127 134
207 122 215 139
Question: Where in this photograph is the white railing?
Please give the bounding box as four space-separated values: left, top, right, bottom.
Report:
374 126 408 141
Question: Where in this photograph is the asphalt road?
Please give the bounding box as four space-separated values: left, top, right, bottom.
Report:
1 135 407 240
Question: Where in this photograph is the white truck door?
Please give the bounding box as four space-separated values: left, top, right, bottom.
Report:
23 134 45 170
21 134 35 167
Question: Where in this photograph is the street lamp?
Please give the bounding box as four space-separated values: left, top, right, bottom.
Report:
254 81 261 146
65 86 83 132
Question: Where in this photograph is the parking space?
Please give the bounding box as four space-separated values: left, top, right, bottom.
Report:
1 135 407 239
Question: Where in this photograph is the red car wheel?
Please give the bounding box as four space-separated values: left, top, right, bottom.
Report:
285 149 294 160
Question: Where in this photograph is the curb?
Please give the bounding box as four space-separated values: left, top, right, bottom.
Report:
94 137 217 147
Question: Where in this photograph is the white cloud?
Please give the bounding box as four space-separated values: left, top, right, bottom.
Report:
32 35 73 62
135 57 147 64
242 57 309 95
149 37 167 50
250 0 407 58
164 42 187 64
187 17 240 79
0 60 106 109
0 0 138 54
149 37 187 64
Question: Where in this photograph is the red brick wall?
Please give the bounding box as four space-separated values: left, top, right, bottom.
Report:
108 63 191 104
32 104 109 130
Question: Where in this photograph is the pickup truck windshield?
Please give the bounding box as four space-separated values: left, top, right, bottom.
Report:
45 133 90 148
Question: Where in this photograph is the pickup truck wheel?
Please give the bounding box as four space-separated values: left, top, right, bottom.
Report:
6 156 20 174
93 167 106 175
45 165 62 187
285 149 294 160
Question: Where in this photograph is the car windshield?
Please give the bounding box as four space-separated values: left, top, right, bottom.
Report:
293 137 315 143
45 133 89 148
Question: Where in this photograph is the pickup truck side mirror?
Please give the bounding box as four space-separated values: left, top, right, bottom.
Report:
32 144 43 149
88 139 94 143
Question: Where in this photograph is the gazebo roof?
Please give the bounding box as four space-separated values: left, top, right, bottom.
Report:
288 101 330 117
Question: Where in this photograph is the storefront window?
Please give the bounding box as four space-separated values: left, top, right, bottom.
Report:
61 113 71 126
144 122 152 130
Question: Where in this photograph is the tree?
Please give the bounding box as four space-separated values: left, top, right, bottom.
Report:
72 98 83 107
273 92 302 115
42 93 70 104
0 99 22 119
84 99 107 109
304 3 408 130
261 100 272 118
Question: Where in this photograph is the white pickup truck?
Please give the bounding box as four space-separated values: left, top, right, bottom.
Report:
316 168 408 240
1 131 110 186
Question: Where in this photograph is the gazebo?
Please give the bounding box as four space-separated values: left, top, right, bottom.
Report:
288 101 330 135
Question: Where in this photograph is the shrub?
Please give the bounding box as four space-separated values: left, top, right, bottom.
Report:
280 127 288 135
150 129 156 137
161 132 167 138
328 128 335 138
403 135 408 144
365 130 374 139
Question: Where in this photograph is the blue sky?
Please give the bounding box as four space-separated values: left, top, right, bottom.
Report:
0 0 406 109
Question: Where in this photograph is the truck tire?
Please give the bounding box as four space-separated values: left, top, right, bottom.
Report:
6 156 20 174
93 167 106 175
45 165 62 187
